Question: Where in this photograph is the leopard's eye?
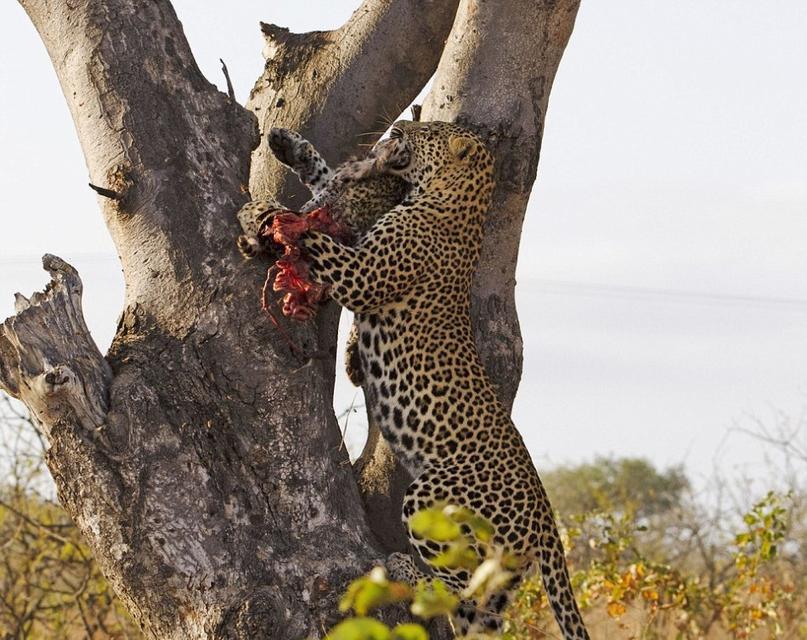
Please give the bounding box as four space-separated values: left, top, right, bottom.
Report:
390 127 404 140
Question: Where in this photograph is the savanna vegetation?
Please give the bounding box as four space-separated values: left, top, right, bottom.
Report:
2 397 804 639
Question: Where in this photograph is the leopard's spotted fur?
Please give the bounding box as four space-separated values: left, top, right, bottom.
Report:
285 121 590 639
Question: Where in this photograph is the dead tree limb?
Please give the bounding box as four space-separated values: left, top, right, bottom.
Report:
0 255 111 440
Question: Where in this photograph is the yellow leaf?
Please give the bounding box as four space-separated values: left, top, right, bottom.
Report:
390 624 429 640
446 507 496 543
339 568 412 616
607 601 626 618
641 589 659 602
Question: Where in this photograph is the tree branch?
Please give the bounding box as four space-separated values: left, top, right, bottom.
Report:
19 0 258 327
423 0 582 408
219 59 236 102
247 0 460 203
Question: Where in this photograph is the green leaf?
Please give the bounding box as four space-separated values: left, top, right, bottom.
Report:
326 617 391 640
431 541 480 570
411 580 460 619
340 567 413 616
410 508 462 542
735 532 751 546
390 623 429 640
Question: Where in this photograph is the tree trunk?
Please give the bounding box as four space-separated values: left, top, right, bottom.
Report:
0 0 579 637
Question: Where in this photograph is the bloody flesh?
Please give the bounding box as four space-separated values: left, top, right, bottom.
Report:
263 205 350 321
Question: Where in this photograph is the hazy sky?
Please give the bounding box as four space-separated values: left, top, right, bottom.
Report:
1 1 805 491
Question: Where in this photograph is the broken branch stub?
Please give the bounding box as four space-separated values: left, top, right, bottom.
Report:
0 254 111 441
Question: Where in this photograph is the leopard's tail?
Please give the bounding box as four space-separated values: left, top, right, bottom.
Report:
537 521 591 640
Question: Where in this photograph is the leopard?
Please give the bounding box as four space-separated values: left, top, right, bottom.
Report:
235 127 408 382
273 120 591 639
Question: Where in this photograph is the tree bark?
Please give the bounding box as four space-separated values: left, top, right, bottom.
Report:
3 0 457 638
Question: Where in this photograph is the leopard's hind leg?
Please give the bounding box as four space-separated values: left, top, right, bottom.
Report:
386 551 518 637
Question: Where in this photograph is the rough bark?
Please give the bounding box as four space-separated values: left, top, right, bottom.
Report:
4 0 457 638
355 0 582 550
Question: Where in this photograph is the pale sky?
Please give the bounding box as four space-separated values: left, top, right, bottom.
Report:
1 1 806 492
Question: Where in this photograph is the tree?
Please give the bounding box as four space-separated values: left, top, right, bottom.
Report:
0 399 140 639
0 0 580 637
542 456 689 519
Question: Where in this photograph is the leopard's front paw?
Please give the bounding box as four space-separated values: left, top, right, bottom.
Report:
268 128 331 190
268 127 306 166
237 234 263 258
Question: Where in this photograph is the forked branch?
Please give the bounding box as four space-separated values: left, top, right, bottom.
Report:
248 0 460 200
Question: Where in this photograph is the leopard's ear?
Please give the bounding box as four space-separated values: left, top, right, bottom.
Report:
448 134 478 163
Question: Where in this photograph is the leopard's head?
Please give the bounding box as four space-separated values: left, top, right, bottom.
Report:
367 121 495 196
